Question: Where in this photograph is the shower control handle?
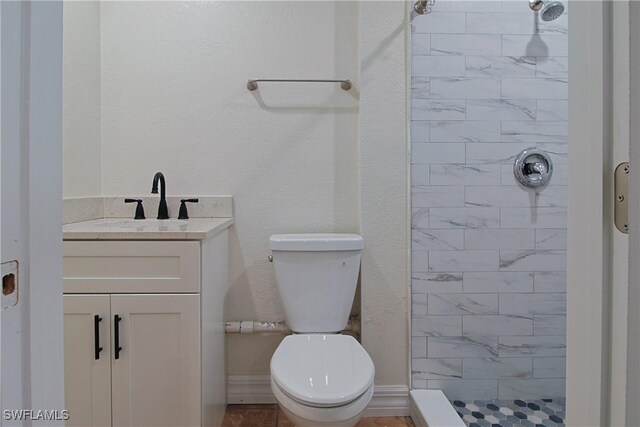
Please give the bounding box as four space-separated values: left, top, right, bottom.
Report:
514 148 553 188
524 161 546 175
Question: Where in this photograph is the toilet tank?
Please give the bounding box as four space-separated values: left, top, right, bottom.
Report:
269 234 364 333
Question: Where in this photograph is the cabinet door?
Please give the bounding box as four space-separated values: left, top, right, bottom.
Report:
111 294 201 427
64 295 112 427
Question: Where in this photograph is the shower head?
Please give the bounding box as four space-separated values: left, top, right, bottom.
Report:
540 1 565 21
529 0 565 22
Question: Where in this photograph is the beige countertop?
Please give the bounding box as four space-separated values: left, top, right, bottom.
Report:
63 217 234 240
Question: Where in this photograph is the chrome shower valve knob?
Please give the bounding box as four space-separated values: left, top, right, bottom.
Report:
525 161 547 175
514 148 553 188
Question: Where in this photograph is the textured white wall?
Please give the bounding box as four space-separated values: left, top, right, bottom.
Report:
359 1 410 387
99 1 360 375
63 1 102 197
63 1 409 386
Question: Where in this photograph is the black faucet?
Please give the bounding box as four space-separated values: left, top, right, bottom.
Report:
151 172 169 219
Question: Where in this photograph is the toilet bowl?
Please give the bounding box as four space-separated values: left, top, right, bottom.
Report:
270 334 375 427
268 234 374 427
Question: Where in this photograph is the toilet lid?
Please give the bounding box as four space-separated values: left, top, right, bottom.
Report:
271 334 375 407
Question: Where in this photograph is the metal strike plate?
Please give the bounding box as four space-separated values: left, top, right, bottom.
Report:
1 260 19 310
614 162 629 234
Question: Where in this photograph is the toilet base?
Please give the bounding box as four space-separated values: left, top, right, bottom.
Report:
271 379 374 427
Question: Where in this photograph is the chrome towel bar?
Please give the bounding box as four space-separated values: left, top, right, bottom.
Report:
247 78 352 91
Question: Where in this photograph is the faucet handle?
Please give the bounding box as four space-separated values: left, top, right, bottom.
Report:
124 199 146 220
178 199 199 220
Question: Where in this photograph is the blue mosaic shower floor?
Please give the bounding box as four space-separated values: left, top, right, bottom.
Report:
451 399 565 427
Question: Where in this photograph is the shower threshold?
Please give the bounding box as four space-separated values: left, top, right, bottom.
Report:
409 390 465 427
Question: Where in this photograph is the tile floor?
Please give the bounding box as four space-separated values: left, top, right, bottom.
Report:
221 399 566 427
221 405 415 427
452 399 566 427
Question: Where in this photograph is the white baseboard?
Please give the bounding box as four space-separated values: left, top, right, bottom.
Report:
227 375 277 404
227 375 410 416
364 385 410 417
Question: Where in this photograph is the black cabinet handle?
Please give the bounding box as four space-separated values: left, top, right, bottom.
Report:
94 315 103 360
114 314 122 360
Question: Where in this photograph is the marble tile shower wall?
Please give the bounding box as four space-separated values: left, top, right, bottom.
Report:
410 0 567 400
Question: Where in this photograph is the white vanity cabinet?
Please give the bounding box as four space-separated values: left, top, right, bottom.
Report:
62 231 229 427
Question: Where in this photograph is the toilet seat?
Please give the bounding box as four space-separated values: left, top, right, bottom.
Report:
270 334 375 408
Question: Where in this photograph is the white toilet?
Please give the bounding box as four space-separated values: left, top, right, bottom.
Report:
269 234 375 427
